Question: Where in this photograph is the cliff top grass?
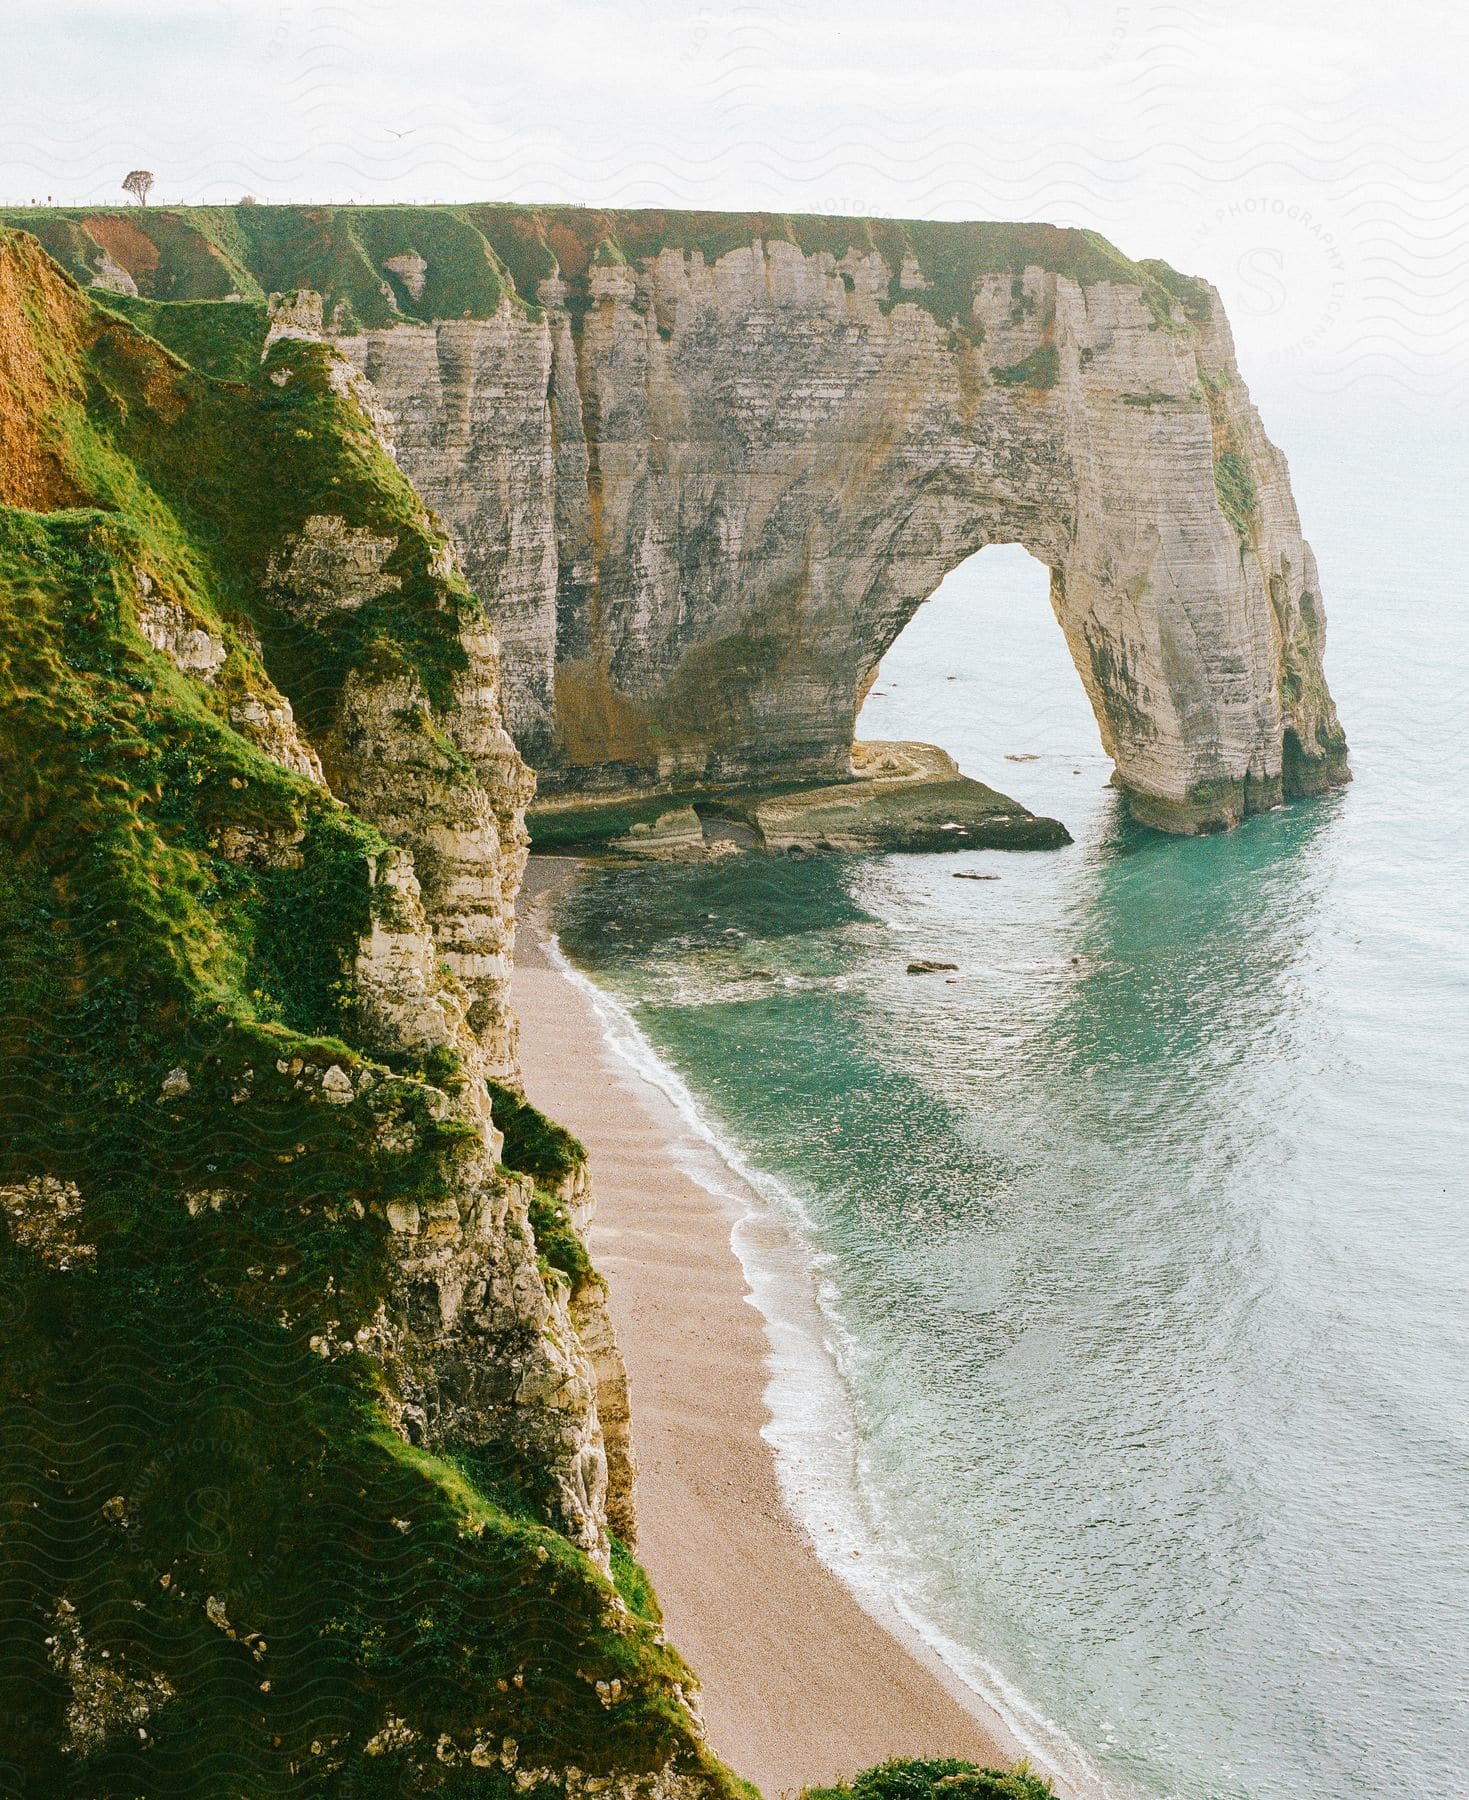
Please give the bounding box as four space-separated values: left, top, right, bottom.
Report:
0 202 1212 340
0 225 741 1795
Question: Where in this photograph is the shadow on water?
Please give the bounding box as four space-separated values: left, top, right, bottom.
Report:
1047 789 1348 1089
556 846 881 962
552 789 1352 1263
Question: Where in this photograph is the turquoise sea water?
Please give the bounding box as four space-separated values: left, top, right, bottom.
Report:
551 398 1469 1800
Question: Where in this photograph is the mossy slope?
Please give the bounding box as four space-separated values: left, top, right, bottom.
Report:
0 227 739 1796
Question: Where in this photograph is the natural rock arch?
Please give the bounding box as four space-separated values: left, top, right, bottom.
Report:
852 541 1108 766
16 203 1345 833
333 234 1348 833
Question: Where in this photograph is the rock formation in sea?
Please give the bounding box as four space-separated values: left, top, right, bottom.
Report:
7 204 1348 834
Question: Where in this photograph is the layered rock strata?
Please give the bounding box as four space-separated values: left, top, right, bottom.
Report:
15 205 1348 833
736 741 1071 855
321 223 1345 834
529 741 1069 859
350 251 1343 834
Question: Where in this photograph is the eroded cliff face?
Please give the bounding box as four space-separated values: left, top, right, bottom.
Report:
324 227 1345 834
10 204 1347 833
144 316 621 1564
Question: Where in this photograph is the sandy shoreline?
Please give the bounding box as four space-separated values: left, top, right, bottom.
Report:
510 856 1020 1798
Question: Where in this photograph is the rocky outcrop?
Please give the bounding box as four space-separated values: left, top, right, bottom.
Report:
24 205 1346 833
0 1177 92 1271
571 1277 638 1547
254 383 616 1557
325 597 533 1077
133 569 327 786
315 219 1347 834
740 741 1070 854
334 303 562 761
46 1596 174 1754
530 742 1069 859
607 805 710 860
219 297 643 1571
262 512 402 625
347 843 613 1562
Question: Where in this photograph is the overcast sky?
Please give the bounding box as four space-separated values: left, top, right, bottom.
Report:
1 1 1463 396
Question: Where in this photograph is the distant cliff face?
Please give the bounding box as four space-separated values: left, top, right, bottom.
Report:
337 243 1347 836
12 204 1348 832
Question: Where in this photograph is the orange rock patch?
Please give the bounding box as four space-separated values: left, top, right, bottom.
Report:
83 212 161 280
0 232 88 510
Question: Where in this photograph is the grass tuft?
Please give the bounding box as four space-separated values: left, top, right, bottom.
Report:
804 1758 1055 1800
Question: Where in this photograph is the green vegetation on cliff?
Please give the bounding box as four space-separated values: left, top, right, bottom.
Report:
0 227 738 1796
92 291 272 381
989 345 1060 389
1213 449 1259 542
805 1761 1054 1800
488 1079 587 1185
0 201 1215 348
489 1080 598 1295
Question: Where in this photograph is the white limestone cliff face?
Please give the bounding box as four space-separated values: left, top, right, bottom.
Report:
133 570 326 787
88 249 137 297
331 238 1346 833
326 616 532 1078
341 760 614 1565
334 306 561 759
246 326 634 1565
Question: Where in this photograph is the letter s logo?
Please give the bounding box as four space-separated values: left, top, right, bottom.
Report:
1237 246 1288 316
185 1486 232 1557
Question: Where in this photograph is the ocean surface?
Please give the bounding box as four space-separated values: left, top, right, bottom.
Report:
549 395 1469 1800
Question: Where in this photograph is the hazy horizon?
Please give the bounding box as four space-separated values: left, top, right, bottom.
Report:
2 0 1464 400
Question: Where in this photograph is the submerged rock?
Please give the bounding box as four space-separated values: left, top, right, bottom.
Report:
528 741 1068 860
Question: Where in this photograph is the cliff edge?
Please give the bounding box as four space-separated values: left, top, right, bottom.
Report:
0 226 736 1797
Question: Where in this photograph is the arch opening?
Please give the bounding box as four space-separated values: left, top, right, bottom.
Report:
854 544 1111 834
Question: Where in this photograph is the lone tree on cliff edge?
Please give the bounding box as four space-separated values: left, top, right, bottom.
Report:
122 169 154 205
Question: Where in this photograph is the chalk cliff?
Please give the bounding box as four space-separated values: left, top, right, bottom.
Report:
10 204 1348 833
